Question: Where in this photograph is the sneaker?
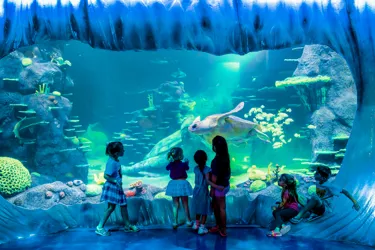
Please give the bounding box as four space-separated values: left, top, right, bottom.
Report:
192 222 200 230
124 225 140 233
172 223 178 230
219 229 227 237
186 221 193 227
198 226 208 235
95 226 111 236
290 216 303 224
209 225 220 233
266 230 282 237
280 225 291 235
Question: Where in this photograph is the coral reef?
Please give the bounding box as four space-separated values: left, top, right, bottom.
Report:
0 157 31 197
275 75 331 88
0 44 89 182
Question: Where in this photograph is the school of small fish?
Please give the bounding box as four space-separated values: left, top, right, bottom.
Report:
246 106 316 149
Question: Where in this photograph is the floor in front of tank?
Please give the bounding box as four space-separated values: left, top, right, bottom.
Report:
1 227 371 250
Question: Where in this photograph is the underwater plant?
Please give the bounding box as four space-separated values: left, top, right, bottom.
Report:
147 93 154 108
51 56 72 67
35 83 50 95
272 164 285 181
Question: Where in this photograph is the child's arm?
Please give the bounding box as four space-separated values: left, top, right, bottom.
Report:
341 189 360 211
205 173 224 191
104 174 118 184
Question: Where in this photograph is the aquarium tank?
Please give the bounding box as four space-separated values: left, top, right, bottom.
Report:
0 0 374 248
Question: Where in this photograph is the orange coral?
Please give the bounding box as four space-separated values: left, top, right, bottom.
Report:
125 190 136 197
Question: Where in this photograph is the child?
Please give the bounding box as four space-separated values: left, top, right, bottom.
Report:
95 141 140 236
291 165 360 224
192 150 225 235
165 147 193 229
209 135 231 237
267 174 300 237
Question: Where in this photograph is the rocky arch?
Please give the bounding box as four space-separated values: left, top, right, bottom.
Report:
0 0 374 246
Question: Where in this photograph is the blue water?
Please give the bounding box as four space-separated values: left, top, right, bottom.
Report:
1 228 371 250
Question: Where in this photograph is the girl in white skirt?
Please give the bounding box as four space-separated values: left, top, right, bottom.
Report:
95 141 140 236
165 147 193 229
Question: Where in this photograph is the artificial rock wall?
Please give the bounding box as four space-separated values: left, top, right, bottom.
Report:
1 0 375 247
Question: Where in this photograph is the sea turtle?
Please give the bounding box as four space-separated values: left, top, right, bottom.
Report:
188 102 270 145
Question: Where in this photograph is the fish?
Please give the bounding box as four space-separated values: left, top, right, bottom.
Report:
171 68 186 78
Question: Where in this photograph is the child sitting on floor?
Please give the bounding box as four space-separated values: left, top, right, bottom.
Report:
267 174 300 237
291 165 360 224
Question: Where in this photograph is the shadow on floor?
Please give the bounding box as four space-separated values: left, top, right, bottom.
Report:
0 227 372 250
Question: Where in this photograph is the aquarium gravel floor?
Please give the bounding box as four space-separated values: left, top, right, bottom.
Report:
1 227 372 250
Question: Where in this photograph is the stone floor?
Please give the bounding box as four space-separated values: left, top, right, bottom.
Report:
0 227 372 250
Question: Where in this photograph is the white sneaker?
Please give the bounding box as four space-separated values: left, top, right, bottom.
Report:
198 225 208 235
192 222 200 230
280 224 291 235
186 221 193 227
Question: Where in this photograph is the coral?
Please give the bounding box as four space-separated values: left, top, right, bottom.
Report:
86 184 102 197
73 180 83 186
275 75 331 88
59 191 65 199
14 198 23 206
66 181 73 187
93 173 106 185
51 56 72 67
45 191 53 199
129 180 143 188
247 165 267 181
35 83 50 94
272 164 284 181
0 157 31 196
125 190 136 197
52 91 61 96
249 180 267 193
147 94 154 108
79 184 86 192
154 191 172 201
21 58 32 67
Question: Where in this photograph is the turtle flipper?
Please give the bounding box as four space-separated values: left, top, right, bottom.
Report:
214 102 245 126
255 129 271 143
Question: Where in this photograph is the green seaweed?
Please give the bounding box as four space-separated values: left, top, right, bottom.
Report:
275 75 331 88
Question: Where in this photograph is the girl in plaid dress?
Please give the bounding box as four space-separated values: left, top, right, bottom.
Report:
95 141 140 236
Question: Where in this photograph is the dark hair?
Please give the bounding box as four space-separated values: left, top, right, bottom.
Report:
105 141 124 160
194 150 207 172
212 135 230 177
317 165 331 179
167 147 184 162
279 174 300 205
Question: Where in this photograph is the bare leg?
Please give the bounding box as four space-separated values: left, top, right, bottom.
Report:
173 197 180 224
218 197 227 234
120 205 131 227
295 196 322 219
212 196 221 228
196 214 201 221
201 215 207 225
181 196 191 222
98 203 116 228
